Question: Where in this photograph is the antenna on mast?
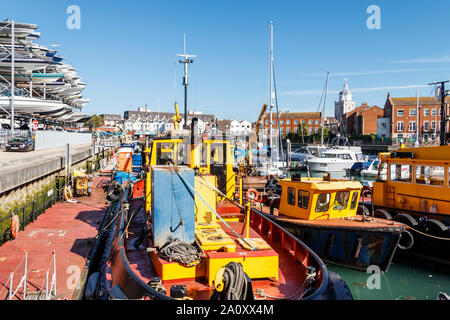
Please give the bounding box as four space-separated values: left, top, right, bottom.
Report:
428 80 449 145
176 34 197 129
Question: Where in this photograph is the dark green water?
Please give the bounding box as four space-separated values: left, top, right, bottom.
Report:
327 258 450 300
292 170 450 300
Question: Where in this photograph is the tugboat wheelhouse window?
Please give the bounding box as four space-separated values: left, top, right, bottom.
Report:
297 190 309 209
333 191 350 210
287 187 296 205
350 192 358 210
415 165 445 186
389 164 412 183
379 162 387 180
156 142 175 165
315 193 330 212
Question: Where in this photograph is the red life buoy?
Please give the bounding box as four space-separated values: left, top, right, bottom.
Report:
246 188 259 202
10 215 20 239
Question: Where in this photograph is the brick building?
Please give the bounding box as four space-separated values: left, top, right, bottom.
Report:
342 103 383 135
262 112 323 135
383 93 450 142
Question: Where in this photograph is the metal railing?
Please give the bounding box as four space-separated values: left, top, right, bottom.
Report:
0 179 66 243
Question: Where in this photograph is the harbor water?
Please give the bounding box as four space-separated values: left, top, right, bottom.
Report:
296 170 450 300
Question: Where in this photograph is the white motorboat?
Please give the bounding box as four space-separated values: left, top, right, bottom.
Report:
59 87 83 96
360 159 381 178
42 81 70 92
0 58 50 72
0 20 38 30
307 148 364 172
0 96 66 113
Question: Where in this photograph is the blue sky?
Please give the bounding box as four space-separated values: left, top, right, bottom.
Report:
3 0 450 121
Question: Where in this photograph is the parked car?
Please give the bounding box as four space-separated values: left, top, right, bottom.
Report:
5 136 34 152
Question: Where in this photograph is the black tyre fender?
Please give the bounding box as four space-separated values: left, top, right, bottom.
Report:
393 213 418 227
357 204 370 216
374 209 392 220
420 219 448 237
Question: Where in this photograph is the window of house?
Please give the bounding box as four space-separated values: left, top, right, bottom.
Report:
297 190 310 209
286 128 290 133
309 120 313 125
424 108 429 116
315 119 320 125
397 109 404 117
416 165 444 186
397 121 404 132
333 191 350 210
409 121 416 132
381 122 387 129
389 164 412 183
315 193 330 212
294 120 298 125
409 109 416 116
424 121 429 132
280 120 284 125
431 121 436 130
287 187 295 205
431 108 436 116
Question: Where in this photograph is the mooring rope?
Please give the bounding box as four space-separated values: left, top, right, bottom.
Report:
405 225 450 241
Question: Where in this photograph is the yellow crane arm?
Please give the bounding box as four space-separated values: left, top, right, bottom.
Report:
173 102 181 130
255 103 268 136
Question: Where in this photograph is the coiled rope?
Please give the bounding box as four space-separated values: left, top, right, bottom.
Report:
158 238 202 267
210 262 249 300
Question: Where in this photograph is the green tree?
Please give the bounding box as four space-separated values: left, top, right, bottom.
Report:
315 127 330 141
84 114 104 128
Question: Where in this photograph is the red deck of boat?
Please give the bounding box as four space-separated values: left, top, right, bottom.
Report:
118 198 309 300
0 176 110 300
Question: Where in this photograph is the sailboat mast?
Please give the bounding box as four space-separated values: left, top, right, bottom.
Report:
269 21 273 154
321 72 329 145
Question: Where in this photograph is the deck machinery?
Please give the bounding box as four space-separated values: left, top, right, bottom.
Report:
141 129 279 286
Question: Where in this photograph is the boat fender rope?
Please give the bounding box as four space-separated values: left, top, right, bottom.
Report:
397 229 414 250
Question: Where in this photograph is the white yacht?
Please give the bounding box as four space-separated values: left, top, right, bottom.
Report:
360 159 380 178
307 148 364 172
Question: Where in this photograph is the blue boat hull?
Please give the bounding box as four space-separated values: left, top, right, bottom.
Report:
258 211 403 272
